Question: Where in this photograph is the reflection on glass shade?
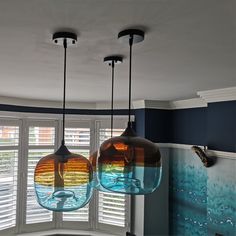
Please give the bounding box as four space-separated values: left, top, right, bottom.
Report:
89 151 110 192
34 144 93 211
98 126 162 194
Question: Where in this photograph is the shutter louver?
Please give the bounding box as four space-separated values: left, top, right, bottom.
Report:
26 149 53 224
0 126 19 146
62 127 90 222
63 205 89 222
98 128 127 227
28 126 55 146
64 127 90 146
98 192 126 227
0 125 19 230
26 126 55 224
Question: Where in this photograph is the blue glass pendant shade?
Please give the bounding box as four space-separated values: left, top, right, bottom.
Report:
97 125 162 195
89 151 111 192
34 144 94 211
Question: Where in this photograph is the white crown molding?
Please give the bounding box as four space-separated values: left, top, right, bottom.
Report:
144 100 170 109
157 143 236 160
0 96 129 110
197 87 236 103
133 87 236 110
132 98 207 110
132 100 145 109
0 86 235 110
1 96 207 110
0 96 96 109
96 101 130 110
133 100 171 109
169 98 207 109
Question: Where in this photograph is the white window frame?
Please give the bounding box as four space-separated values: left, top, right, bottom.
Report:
20 119 59 234
0 118 21 236
0 113 131 236
93 118 131 235
61 120 94 231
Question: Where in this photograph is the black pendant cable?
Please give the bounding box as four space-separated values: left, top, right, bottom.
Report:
110 60 114 137
89 56 123 192
52 32 77 155
104 56 123 137
62 38 67 145
128 36 133 127
34 32 94 212
118 29 144 128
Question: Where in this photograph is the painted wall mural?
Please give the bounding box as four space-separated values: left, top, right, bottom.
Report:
169 148 236 236
207 157 236 236
169 148 207 236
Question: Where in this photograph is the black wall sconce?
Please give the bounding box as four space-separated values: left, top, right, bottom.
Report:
126 232 136 236
191 146 216 167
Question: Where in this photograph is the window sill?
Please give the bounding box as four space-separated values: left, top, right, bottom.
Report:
17 229 119 236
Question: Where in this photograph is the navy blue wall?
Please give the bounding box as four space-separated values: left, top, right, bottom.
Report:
134 101 235 152
171 108 207 146
134 109 146 138
207 101 236 152
145 109 171 143
134 109 171 142
133 101 236 236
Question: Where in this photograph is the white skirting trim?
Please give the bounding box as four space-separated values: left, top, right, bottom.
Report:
157 143 236 160
206 150 236 160
157 143 205 149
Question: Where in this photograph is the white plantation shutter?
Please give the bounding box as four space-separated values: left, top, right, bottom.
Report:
26 125 56 224
98 126 128 228
0 126 19 146
62 206 89 222
28 126 55 146
99 128 124 143
64 127 90 146
62 126 90 222
0 125 19 230
98 192 126 227
0 117 131 234
26 149 54 224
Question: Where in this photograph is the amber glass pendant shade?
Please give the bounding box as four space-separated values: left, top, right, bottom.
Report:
34 32 94 211
98 29 162 194
89 151 98 187
34 143 93 211
97 124 162 194
89 56 123 192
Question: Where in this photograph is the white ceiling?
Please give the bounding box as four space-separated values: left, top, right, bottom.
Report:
0 0 235 103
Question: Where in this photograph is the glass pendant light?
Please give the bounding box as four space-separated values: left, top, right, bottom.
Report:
90 56 123 191
97 29 162 195
34 32 93 211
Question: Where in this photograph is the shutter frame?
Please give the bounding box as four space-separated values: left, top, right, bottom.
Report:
97 127 128 228
0 125 19 231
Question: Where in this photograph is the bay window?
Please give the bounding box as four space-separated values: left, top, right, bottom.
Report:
0 116 130 235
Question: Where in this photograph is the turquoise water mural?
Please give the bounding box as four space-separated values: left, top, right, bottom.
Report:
169 148 207 236
169 148 236 236
207 158 236 236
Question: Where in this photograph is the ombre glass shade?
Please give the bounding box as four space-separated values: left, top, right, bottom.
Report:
98 126 162 194
34 144 94 211
89 151 110 192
